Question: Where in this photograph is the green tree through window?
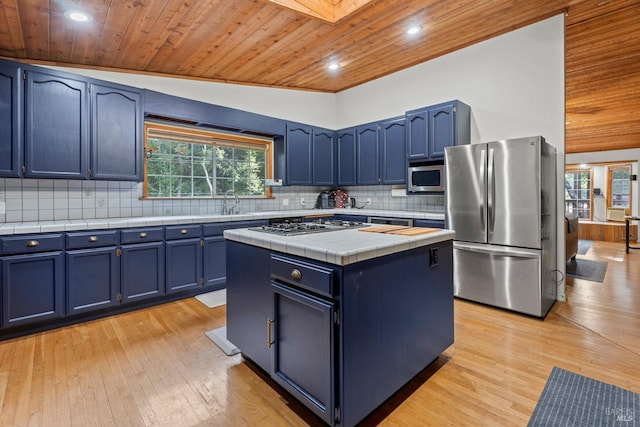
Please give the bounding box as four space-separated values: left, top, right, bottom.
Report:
144 123 270 198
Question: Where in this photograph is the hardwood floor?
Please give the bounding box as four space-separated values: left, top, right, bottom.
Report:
1 240 639 426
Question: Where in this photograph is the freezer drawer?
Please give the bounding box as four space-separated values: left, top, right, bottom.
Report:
453 242 548 317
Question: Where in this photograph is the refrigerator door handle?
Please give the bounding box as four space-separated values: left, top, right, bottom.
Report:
454 242 539 259
487 148 495 233
479 148 486 231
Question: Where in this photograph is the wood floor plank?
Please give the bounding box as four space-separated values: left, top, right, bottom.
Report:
1 240 639 426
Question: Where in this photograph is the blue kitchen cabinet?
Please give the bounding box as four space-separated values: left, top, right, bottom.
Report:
202 220 268 290
0 63 21 177
406 100 471 161
356 122 380 185
380 117 406 184
312 128 336 186
66 230 120 314
414 219 445 229
336 128 356 186
1 234 65 329
90 83 142 181
165 225 203 294
286 123 313 185
120 228 165 302
24 69 89 179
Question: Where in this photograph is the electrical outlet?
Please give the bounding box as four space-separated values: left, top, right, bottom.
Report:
282 198 289 206
300 198 305 207
366 198 371 204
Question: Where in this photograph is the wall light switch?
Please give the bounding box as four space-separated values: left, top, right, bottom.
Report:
0 201 5 214
282 198 289 206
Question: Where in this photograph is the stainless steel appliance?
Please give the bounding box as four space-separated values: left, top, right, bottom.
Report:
445 136 557 317
407 161 445 193
315 191 335 209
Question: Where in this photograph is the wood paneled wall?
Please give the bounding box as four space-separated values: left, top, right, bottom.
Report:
565 1 640 153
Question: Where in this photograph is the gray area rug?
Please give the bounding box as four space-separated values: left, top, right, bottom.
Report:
205 326 240 356
578 239 593 255
195 289 226 308
528 367 639 426
566 258 608 283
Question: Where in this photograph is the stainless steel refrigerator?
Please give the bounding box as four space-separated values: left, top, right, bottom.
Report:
444 136 557 317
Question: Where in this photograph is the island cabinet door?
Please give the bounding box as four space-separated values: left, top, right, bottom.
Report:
270 282 337 426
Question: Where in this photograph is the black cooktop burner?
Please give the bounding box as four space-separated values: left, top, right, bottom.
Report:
250 218 369 236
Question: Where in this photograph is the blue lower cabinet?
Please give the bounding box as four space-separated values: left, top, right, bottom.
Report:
271 282 336 425
203 236 225 289
414 219 445 229
166 238 203 294
120 241 165 302
67 247 119 314
1 252 65 328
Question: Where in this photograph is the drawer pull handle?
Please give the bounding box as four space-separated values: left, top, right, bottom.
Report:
139 232 147 238
88 236 98 242
267 318 274 348
26 240 39 247
291 269 302 280
181 229 188 235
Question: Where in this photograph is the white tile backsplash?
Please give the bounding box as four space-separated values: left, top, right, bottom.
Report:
0 178 444 223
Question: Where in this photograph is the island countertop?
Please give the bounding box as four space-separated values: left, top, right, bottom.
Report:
223 225 454 266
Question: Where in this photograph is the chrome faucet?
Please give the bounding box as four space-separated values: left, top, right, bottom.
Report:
222 190 239 215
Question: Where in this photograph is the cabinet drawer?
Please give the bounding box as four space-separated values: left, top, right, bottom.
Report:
203 220 267 236
66 230 119 249
165 224 202 240
270 254 334 298
1 234 64 255
120 227 164 244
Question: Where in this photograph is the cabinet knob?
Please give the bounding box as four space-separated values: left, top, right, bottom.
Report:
291 269 302 280
26 240 39 247
89 236 98 242
139 232 147 238
181 229 188 235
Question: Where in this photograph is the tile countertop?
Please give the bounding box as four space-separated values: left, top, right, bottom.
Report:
0 209 445 236
224 225 454 266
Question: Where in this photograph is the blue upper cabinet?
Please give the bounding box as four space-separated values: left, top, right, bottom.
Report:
285 123 313 185
0 64 21 178
337 128 356 186
90 83 142 181
24 70 89 179
380 117 406 184
406 100 471 161
356 123 379 185
406 110 428 160
312 128 336 186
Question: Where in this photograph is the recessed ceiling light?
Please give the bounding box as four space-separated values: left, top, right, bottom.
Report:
65 10 92 22
407 26 421 35
328 62 340 71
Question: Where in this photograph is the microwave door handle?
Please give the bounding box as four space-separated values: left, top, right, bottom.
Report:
487 147 495 233
479 148 486 231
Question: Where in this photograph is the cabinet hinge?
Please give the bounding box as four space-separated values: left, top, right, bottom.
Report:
453 106 457 113
335 407 341 423
200 239 204 247
116 248 122 257
116 293 123 303
333 309 340 325
88 168 92 177
199 277 204 285
22 71 26 80
21 165 26 173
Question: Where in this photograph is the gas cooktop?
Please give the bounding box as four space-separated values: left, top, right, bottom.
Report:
250 218 369 236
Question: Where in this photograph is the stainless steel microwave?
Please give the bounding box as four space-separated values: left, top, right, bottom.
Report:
407 162 445 193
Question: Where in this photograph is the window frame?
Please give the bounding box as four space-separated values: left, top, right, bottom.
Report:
142 122 274 200
606 163 632 215
565 165 593 220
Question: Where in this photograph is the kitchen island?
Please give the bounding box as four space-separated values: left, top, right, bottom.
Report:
224 225 455 426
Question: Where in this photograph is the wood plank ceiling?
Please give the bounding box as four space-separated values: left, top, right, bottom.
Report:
0 0 638 153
